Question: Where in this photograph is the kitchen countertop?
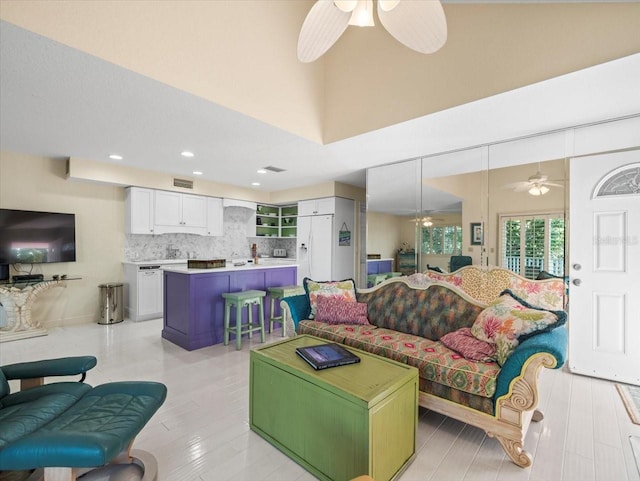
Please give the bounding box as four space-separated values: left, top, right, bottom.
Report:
123 258 296 267
123 259 190 266
163 261 298 274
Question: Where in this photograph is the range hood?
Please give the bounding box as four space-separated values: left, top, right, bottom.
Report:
222 199 257 210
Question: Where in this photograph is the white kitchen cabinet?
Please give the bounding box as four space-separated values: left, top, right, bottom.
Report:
154 191 207 235
124 262 188 321
124 263 163 321
137 268 163 319
206 197 223 236
125 187 155 234
298 197 335 216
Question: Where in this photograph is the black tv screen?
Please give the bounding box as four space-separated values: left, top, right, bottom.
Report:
0 209 76 264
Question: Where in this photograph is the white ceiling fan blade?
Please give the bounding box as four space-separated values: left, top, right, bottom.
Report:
377 0 447 55
513 184 534 192
502 181 530 190
543 182 564 188
297 0 351 63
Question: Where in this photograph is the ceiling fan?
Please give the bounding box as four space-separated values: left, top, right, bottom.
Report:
409 213 445 227
297 0 447 63
503 167 564 196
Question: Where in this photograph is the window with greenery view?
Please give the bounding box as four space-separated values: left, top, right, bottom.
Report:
501 212 565 279
422 225 462 255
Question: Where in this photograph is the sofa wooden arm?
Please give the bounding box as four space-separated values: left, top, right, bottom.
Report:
418 350 559 468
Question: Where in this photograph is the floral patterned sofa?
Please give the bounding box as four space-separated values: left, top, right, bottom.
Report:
281 276 567 468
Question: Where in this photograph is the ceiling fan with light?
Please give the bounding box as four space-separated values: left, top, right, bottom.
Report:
297 0 447 63
408 213 445 227
503 166 565 196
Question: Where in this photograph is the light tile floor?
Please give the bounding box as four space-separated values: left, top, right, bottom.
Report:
1 319 638 481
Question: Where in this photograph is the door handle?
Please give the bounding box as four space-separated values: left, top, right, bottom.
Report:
572 263 582 271
572 279 582 286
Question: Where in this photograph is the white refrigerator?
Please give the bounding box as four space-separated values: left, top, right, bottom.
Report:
296 200 355 282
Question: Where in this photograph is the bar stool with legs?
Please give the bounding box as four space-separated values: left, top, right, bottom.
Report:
222 290 266 350
267 285 305 336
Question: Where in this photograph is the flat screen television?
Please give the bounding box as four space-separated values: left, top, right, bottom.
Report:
0 209 76 264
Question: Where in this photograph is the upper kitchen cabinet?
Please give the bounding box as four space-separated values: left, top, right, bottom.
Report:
126 187 155 234
154 191 207 235
298 197 335 216
256 204 279 238
280 204 297 238
206 197 223 236
254 204 298 238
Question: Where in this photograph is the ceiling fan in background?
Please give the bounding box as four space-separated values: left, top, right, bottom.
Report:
297 0 447 63
503 165 565 196
409 213 445 227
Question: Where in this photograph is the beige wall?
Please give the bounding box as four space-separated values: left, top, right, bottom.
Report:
324 3 640 142
2 2 638 144
1 151 125 327
366 212 403 261
0 0 325 143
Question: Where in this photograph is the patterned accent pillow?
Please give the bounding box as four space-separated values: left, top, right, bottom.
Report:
440 327 496 362
303 277 357 319
471 289 567 365
316 296 369 325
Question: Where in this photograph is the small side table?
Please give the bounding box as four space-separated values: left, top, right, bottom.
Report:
267 285 304 336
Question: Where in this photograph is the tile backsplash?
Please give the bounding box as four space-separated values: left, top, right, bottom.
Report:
125 206 295 261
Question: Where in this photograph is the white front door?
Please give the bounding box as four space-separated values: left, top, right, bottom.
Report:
569 151 640 385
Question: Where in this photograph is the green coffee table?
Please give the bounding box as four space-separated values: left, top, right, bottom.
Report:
250 335 418 481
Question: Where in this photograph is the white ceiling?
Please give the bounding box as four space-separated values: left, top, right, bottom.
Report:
1 19 639 193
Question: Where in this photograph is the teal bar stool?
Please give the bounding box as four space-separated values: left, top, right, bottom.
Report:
267 285 305 336
222 290 266 350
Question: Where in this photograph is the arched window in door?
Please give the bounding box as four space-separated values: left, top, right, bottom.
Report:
593 163 640 198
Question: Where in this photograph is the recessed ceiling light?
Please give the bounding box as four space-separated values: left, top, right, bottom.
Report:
193 171 203 176
257 169 267 174
181 151 194 158
109 154 123 160
251 182 261 186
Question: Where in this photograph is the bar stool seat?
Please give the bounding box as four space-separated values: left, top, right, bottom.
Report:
222 290 266 350
384 272 403 279
267 285 305 337
367 274 387 287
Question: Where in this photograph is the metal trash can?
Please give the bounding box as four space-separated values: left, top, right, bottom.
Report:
98 283 124 325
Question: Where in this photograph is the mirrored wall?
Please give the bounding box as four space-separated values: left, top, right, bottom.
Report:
366 133 569 286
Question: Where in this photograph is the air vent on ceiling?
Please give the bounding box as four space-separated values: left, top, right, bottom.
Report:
263 165 286 173
173 178 194 189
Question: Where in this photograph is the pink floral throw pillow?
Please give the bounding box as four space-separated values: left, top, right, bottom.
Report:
303 278 357 319
471 289 566 366
315 296 369 325
440 328 496 362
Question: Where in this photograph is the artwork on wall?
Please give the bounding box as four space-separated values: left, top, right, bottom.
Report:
471 222 483 245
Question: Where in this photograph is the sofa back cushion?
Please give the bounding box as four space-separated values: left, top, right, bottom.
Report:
356 281 484 340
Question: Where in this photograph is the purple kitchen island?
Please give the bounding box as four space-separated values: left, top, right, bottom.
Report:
162 264 297 351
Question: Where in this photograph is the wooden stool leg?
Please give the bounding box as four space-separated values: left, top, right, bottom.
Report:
281 306 287 337
269 296 276 333
259 298 265 343
223 301 231 346
247 302 253 339
235 303 242 350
